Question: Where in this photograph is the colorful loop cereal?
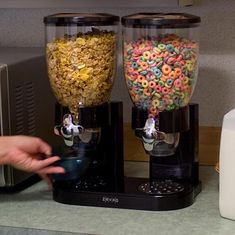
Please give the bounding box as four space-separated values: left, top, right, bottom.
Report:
143 51 151 60
140 70 148 75
155 85 162 93
127 80 133 88
149 81 156 88
150 62 157 67
174 79 182 88
140 61 148 70
182 76 189 85
166 44 174 52
137 75 145 83
160 75 168 82
162 64 172 75
142 80 149 88
166 57 176 65
152 68 162 78
158 80 165 87
169 71 176 80
162 87 170 95
153 47 161 54
147 59 155 65
158 43 166 50
150 107 157 115
151 53 158 60
144 88 151 96
132 62 139 68
166 79 173 87
122 13 200 116
152 99 160 108
174 68 182 77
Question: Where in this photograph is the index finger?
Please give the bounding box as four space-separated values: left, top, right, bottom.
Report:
35 138 52 156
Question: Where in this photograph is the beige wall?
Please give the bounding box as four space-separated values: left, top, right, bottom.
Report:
0 0 234 126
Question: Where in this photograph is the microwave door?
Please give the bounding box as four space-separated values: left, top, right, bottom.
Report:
0 63 11 136
0 64 11 187
0 166 6 186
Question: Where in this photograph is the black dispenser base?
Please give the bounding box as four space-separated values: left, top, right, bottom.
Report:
53 102 201 211
53 177 201 211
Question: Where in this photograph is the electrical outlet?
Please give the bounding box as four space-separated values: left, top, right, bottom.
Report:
178 0 194 6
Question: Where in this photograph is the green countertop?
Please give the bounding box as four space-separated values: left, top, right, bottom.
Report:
0 162 234 235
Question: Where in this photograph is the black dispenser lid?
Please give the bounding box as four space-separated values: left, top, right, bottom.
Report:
44 13 119 26
121 13 200 28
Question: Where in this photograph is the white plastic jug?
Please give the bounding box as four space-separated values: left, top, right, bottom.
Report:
219 109 235 220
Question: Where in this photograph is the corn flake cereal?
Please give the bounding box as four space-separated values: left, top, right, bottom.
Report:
46 30 116 117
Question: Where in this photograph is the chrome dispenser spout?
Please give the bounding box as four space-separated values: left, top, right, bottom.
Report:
141 118 180 157
54 113 101 147
54 114 84 146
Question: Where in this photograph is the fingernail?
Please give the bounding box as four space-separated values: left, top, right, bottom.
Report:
45 151 51 156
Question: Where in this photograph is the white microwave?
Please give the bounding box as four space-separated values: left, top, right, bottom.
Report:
0 47 57 190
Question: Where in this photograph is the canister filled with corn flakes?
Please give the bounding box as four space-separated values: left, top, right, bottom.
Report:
44 13 119 119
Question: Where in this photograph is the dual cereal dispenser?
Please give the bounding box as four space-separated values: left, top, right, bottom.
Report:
44 12 201 210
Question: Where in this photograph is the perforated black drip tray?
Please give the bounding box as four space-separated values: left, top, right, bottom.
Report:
138 180 184 195
53 177 201 211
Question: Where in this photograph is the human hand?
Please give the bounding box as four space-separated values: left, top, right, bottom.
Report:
0 135 65 188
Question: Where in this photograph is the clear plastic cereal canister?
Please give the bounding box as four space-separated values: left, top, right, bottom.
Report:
121 13 200 118
44 13 119 118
